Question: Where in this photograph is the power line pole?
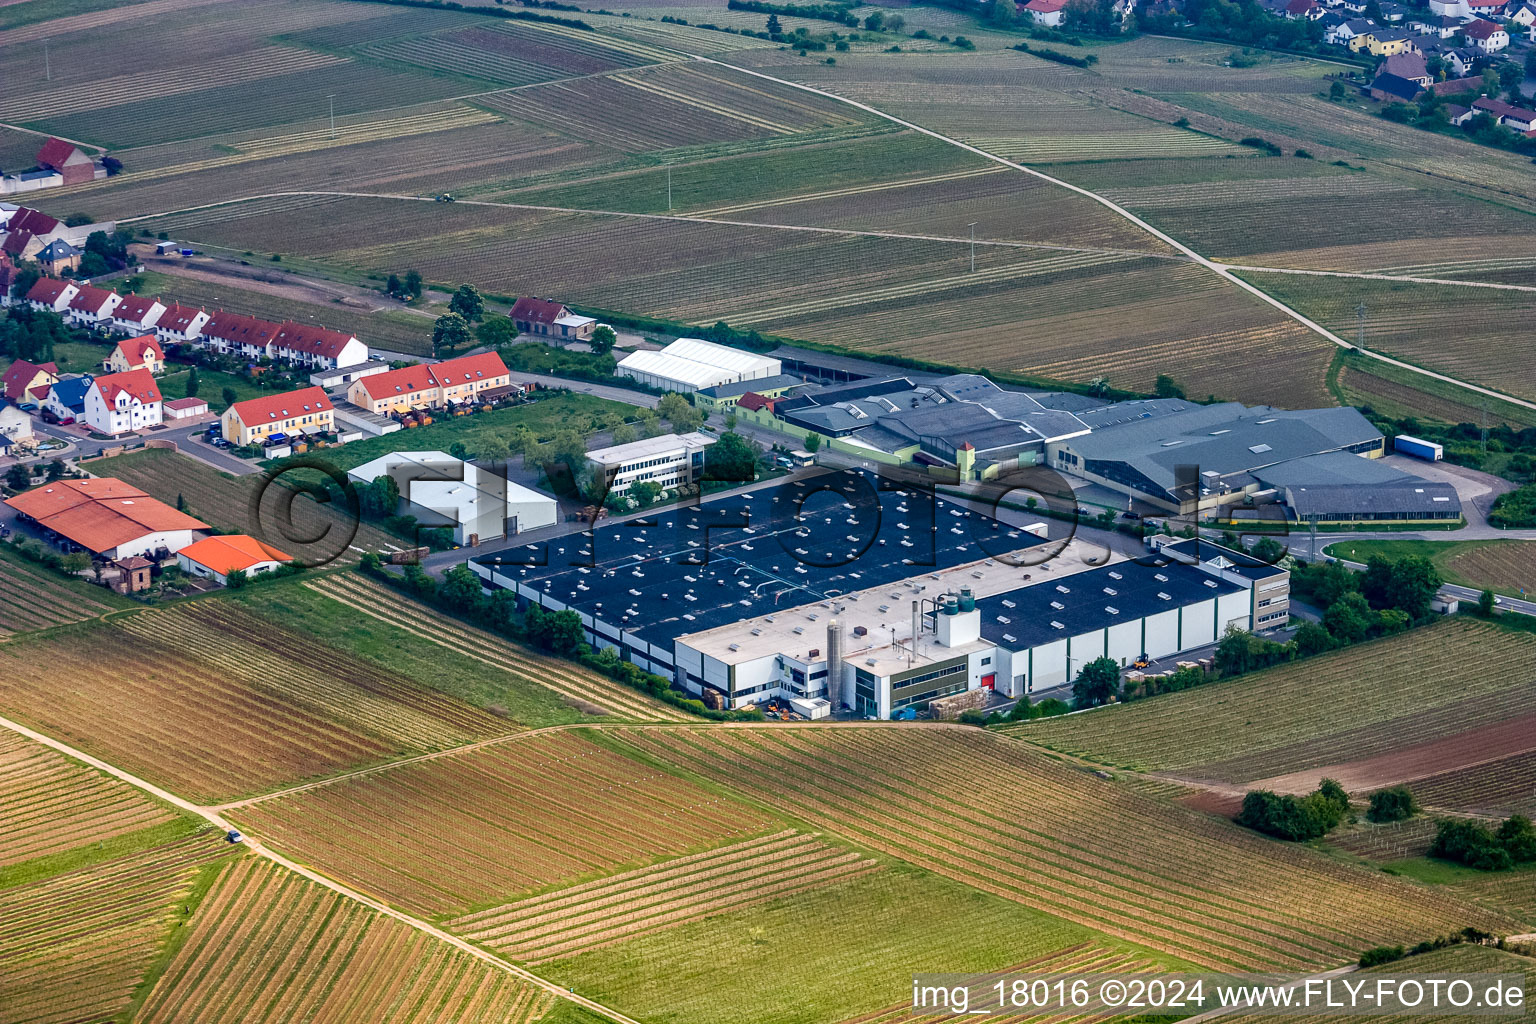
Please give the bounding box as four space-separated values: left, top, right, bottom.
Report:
43 38 50 81
328 95 336 139
1481 400 1489 457
1355 302 1367 350
667 164 672 211
968 222 977 273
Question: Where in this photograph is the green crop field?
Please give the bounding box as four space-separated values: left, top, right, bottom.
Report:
1007 620 1536 782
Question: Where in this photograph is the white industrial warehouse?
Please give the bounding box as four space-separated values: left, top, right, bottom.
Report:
616 337 782 393
348 450 557 545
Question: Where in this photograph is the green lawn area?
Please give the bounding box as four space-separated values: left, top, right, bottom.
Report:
226 578 603 729
271 392 635 473
156 366 269 412
540 864 1170 1024
1324 538 1536 600
0 340 111 378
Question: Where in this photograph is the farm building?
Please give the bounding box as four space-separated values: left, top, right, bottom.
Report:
471 470 1274 716
83 369 162 436
2 359 58 405
42 375 93 424
1241 452 1462 524
346 451 557 544
33 138 103 186
0 205 114 260
5 478 208 559
103 335 165 375
583 431 716 496
510 296 597 343
221 387 334 447
176 534 291 585
616 338 781 393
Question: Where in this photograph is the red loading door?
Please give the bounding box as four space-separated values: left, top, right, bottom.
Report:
981 674 995 689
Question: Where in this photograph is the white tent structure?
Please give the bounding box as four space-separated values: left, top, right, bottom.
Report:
617 338 781 393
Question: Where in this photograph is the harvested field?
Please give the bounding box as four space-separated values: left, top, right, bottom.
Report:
137 857 553 1024
304 575 690 722
0 548 125 637
0 829 234 1024
0 602 515 803
231 729 778 918
613 726 1512 970
0 732 174 868
1008 621 1536 783
450 830 879 963
1412 750 1536 818
85 448 401 560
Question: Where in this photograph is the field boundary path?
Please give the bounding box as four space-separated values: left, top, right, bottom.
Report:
0 711 645 1024
691 56 1536 416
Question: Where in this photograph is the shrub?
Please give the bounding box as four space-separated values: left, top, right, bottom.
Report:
1367 785 1419 823
1359 945 1405 968
1236 779 1349 841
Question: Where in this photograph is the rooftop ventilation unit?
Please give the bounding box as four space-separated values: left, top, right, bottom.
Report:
792 626 805 635
1002 599 1016 608
1050 601 1064 610
1056 585 1070 593
1105 606 1118 615
1050 620 1065 629
751 628 764 636
1108 571 1123 580
1103 587 1117 596
728 643 740 652
1154 573 1169 582
1157 591 1171 600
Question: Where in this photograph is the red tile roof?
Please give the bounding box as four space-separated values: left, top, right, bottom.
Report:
428 351 508 388
34 138 87 170
113 294 163 324
736 391 772 412
163 397 208 412
227 386 333 427
8 208 59 236
94 368 161 406
272 322 358 359
1 359 57 403
1463 18 1503 36
68 284 117 315
115 335 165 366
156 303 205 334
4 478 208 554
2 232 31 256
204 310 280 347
177 534 290 575
355 363 439 401
510 296 569 325
1023 0 1068 11
24 278 71 306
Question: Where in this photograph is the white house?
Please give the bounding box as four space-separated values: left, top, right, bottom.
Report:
0 403 33 447
83 368 162 436
153 303 210 344
1018 0 1067 23
346 450 558 545
64 284 122 329
176 534 291 585
42 375 93 424
1462 18 1509 48
270 323 369 370
23 277 77 313
110 295 166 336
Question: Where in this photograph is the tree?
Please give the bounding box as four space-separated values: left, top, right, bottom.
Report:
1072 656 1120 709
547 429 588 466
1388 556 1442 622
704 431 758 483
1367 786 1419 823
176 492 187 512
610 422 637 445
803 432 822 453
224 568 249 589
479 438 511 464
432 312 472 357
1250 536 1285 564
386 273 403 298
657 392 702 432
589 324 616 356
1478 588 1496 617
5 463 31 490
448 284 485 322
78 252 110 278
448 441 469 460
1329 80 1347 101
1324 591 1374 645
629 480 663 506
221 386 238 409
9 266 39 303
439 565 484 611
475 314 516 349
60 552 90 575
1294 621 1335 657
101 156 122 176
45 458 65 481
403 269 424 301
863 10 884 30
766 12 782 34
1153 374 1186 399
185 367 200 398
1499 814 1536 863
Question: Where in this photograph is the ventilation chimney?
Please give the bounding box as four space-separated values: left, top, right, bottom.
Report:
826 618 844 708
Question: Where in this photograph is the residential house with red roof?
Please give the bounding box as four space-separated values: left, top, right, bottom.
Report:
1018 0 1068 24
510 296 597 343
2 359 58 405
152 302 210 345
65 283 123 328
33 138 101 187
202 311 280 360
220 386 334 447
1463 95 1536 129
24 277 77 313
345 352 511 415
5 477 208 559
176 534 291 586
110 294 166 336
1462 17 1509 48
84 368 162 436
103 335 166 375
270 321 367 369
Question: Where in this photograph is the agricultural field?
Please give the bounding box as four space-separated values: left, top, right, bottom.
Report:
1452 868 1536 927
1008 620 1536 785
229 728 778 918
296 575 690 723
85 448 402 558
0 827 235 1024
1332 355 1536 431
450 830 880 964
611 726 1511 970
0 601 516 803
137 857 553 1024
1412 751 1536 818
537 867 1168 1024
0 731 174 869
0 545 131 637
1325 539 1536 600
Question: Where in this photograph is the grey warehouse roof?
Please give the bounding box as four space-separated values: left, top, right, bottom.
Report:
697 374 810 400
1286 482 1461 517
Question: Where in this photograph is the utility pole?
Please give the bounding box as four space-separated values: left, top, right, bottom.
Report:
328 95 336 139
968 222 977 273
667 164 672 211
1481 400 1489 457
1355 302 1367 350
43 38 50 81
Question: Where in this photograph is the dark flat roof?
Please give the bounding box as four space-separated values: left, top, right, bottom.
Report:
474 471 1046 647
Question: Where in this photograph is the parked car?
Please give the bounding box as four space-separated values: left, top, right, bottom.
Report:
225 829 244 844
